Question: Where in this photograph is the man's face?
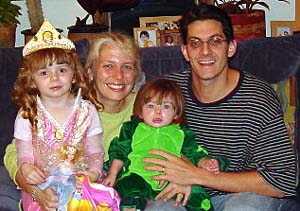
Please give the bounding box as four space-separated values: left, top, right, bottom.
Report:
181 20 236 81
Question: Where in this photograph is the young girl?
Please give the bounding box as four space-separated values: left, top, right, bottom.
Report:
13 20 119 211
103 78 230 211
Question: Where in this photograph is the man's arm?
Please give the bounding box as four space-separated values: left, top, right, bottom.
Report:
195 169 284 197
143 150 285 198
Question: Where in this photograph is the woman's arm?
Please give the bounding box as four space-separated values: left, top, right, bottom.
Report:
3 139 18 183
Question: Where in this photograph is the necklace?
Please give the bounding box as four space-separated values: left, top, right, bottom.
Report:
35 89 90 171
37 96 66 143
55 130 64 141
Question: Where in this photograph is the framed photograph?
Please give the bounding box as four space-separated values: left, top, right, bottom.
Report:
296 0 300 30
139 16 181 31
270 1 300 37
160 29 182 46
271 76 297 147
276 26 292 37
270 21 296 37
133 27 160 48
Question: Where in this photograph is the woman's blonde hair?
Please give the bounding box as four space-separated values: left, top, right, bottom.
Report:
13 48 103 131
85 32 143 83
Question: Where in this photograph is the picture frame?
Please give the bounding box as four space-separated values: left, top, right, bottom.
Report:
270 0 300 37
159 29 182 46
296 0 300 30
270 21 295 37
139 16 181 31
133 27 160 48
271 76 297 147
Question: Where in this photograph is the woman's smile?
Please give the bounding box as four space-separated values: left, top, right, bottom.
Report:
106 83 126 91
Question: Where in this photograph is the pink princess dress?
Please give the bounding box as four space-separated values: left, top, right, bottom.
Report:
15 91 120 211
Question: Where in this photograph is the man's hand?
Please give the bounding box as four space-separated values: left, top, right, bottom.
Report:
143 150 200 185
156 183 191 206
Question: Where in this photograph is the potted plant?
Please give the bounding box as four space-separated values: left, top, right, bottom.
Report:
215 0 289 14
212 0 290 40
21 0 44 43
0 0 21 47
67 0 139 43
21 0 63 44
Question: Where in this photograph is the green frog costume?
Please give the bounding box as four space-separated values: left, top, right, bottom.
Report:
104 116 230 211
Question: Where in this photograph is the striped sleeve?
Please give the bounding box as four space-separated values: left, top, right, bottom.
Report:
167 70 297 196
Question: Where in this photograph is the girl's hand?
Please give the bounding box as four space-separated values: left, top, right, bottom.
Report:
75 175 84 191
155 183 191 206
75 171 89 192
20 163 46 185
87 170 100 182
75 169 100 191
34 186 59 211
102 173 117 187
76 169 101 182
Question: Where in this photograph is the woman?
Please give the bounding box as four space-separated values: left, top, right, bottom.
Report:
4 32 187 211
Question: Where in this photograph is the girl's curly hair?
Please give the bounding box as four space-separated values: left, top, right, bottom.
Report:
13 48 103 132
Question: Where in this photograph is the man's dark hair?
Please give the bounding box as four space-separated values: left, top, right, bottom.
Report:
180 4 234 44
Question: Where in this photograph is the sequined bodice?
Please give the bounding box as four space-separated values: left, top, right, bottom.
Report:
33 93 91 173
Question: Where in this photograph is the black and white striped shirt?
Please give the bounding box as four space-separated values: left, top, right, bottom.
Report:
167 70 296 196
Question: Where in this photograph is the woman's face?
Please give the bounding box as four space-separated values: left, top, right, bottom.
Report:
91 44 136 104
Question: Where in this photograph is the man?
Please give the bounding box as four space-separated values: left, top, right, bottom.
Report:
144 4 297 211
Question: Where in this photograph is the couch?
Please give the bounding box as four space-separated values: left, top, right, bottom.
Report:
1 35 300 210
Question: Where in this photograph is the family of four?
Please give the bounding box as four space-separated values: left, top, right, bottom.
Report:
3 3 297 211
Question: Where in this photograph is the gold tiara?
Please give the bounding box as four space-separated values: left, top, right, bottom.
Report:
23 19 76 56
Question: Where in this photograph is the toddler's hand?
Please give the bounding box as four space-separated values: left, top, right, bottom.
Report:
199 158 220 174
20 163 46 185
102 173 117 187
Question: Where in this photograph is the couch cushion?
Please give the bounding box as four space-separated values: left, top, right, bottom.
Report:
0 166 20 211
140 45 188 80
0 48 22 166
230 34 300 83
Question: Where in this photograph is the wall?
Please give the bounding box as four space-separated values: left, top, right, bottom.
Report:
13 0 89 47
12 0 295 47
